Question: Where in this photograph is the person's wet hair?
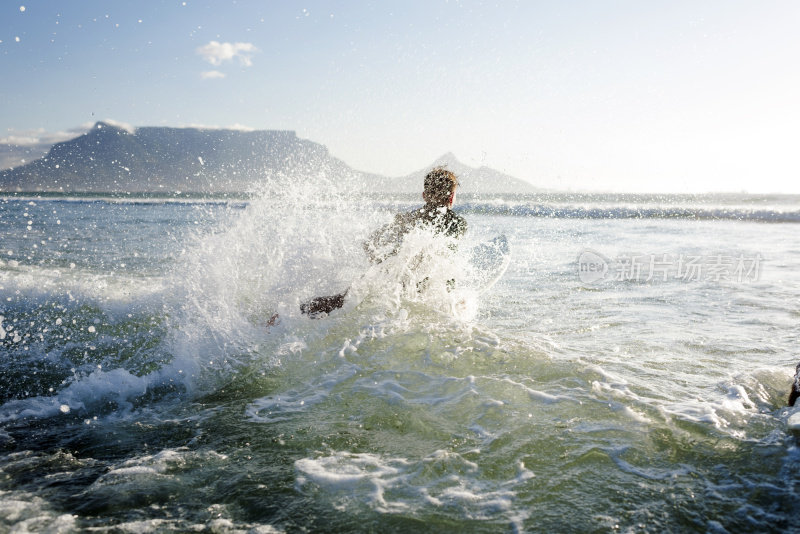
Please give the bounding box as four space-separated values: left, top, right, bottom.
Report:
424 167 459 206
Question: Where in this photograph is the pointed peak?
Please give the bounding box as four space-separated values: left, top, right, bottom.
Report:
433 152 459 165
425 153 476 178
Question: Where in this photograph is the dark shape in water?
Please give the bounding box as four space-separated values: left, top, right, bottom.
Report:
300 291 348 318
789 362 800 407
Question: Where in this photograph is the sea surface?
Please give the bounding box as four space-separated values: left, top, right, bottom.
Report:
1 185 800 533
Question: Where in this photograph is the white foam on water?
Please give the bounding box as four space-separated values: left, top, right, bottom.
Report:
494 376 571 404
97 448 228 482
157 168 493 399
586 362 796 436
787 407 800 430
0 489 76 533
3 188 800 533
590 370 736 429
0 262 167 313
85 518 284 534
1 170 367 419
0 167 490 422
161 172 371 381
294 449 531 529
609 450 694 481
0 367 149 423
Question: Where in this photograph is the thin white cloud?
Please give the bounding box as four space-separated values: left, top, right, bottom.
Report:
0 127 84 146
98 119 136 133
184 123 256 131
225 123 256 131
200 70 226 80
1 121 260 161
0 134 45 146
1 119 135 146
196 41 257 67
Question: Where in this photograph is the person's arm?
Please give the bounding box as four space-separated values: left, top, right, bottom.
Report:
362 214 408 264
362 223 388 263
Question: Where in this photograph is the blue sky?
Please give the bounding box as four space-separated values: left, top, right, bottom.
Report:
2 0 799 192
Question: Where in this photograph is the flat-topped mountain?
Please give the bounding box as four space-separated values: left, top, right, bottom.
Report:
0 122 539 194
0 122 366 193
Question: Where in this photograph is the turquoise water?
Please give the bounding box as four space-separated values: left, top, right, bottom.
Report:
1 191 799 532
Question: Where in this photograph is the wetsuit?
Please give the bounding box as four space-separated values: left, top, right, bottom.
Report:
363 206 467 264
301 205 466 317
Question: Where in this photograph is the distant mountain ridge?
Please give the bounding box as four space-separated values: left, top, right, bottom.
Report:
0 122 365 193
380 152 541 195
0 144 51 171
0 122 538 194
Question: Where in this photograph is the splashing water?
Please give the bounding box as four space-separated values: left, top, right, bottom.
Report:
1 190 800 532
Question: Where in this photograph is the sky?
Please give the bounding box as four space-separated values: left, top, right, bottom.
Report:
1 0 799 193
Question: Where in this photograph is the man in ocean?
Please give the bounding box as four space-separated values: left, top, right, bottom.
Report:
299 166 467 318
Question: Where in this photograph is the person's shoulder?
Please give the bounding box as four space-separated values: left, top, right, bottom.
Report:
395 210 418 225
400 207 431 224
445 209 467 236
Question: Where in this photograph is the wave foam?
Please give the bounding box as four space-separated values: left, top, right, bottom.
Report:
295 449 531 529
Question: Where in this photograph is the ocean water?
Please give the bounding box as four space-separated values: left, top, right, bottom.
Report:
1 185 800 533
